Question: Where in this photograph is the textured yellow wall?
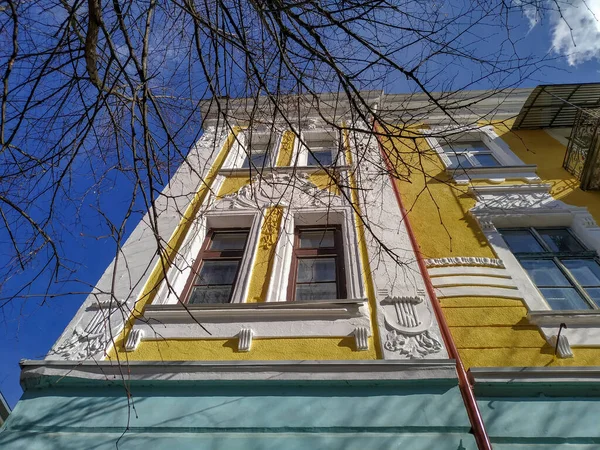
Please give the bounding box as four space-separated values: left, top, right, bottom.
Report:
245 207 283 303
387 127 600 369
275 130 295 166
493 122 600 224
117 337 377 361
218 175 251 197
384 133 495 259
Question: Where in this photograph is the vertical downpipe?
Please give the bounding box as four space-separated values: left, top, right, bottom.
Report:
373 121 493 450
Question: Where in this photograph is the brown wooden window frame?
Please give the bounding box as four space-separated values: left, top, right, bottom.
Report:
180 228 250 304
287 225 347 301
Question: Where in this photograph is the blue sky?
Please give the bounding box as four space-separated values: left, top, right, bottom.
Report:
1 2 600 410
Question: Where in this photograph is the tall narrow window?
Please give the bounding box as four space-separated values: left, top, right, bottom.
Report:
182 229 249 304
441 140 500 168
288 227 346 301
499 227 600 310
306 135 337 166
242 134 277 169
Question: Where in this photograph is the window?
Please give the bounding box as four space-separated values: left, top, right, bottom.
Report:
181 229 249 304
441 139 501 169
241 134 277 169
304 133 338 166
287 227 346 301
499 227 600 310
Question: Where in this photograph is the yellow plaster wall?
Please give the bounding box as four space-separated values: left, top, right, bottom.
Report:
444 296 600 368
245 207 283 303
387 127 600 369
384 133 495 259
493 121 600 224
117 337 377 361
275 130 295 166
218 175 251 197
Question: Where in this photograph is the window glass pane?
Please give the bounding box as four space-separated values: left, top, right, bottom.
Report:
295 282 338 301
521 259 570 286
539 287 591 310
189 285 232 304
443 140 488 152
584 288 600 307
473 154 501 167
242 152 272 168
447 154 473 168
500 230 544 253
537 229 585 252
210 232 248 251
297 258 336 283
307 150 333 166
299 230 335 248
195 260 239 285
562 259 600 286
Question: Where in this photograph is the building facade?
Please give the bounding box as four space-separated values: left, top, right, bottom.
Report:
386 83 600 449
2 84 600 449
0 93 476 449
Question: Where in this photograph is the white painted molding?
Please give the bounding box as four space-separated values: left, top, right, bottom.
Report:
218 165 352 176
528 311 600 327
431 275 516 288
470 366 600 383
238 328 253 352
548 334 574 359
21 359 458 384
425 257 505 268
435 286 523 299
131 299 372 342
125 329 144 352
354 326 369 351
428 266 510 278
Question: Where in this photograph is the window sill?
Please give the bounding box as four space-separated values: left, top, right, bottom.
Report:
219 165 351 176
127 298 371 350
528 310 600 326
448 164 539 184
144 298 367 322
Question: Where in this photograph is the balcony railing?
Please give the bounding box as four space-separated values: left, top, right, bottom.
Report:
563 108 600 190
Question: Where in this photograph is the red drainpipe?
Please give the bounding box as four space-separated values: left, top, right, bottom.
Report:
373 121 493 450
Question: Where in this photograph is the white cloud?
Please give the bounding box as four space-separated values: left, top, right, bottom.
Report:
550 0 600 65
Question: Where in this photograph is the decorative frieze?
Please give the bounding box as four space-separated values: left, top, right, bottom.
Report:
52 299 126 360
425 257 505 268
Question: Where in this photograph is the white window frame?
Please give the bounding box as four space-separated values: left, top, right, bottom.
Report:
297 129 346 168
224 130 281 170
424 125 524 169
266 206 363 302
472 183 600 347
152 210 263 305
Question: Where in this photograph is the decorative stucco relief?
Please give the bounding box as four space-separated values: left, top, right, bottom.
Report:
52 299 125 360
425 257 505 268
381 295 442 358
208 172 343 211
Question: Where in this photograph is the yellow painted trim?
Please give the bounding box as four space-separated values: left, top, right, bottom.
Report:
107 127 242 360
275 130 295 166
217 175 251 198
245 207 283 303
343 126 382 359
